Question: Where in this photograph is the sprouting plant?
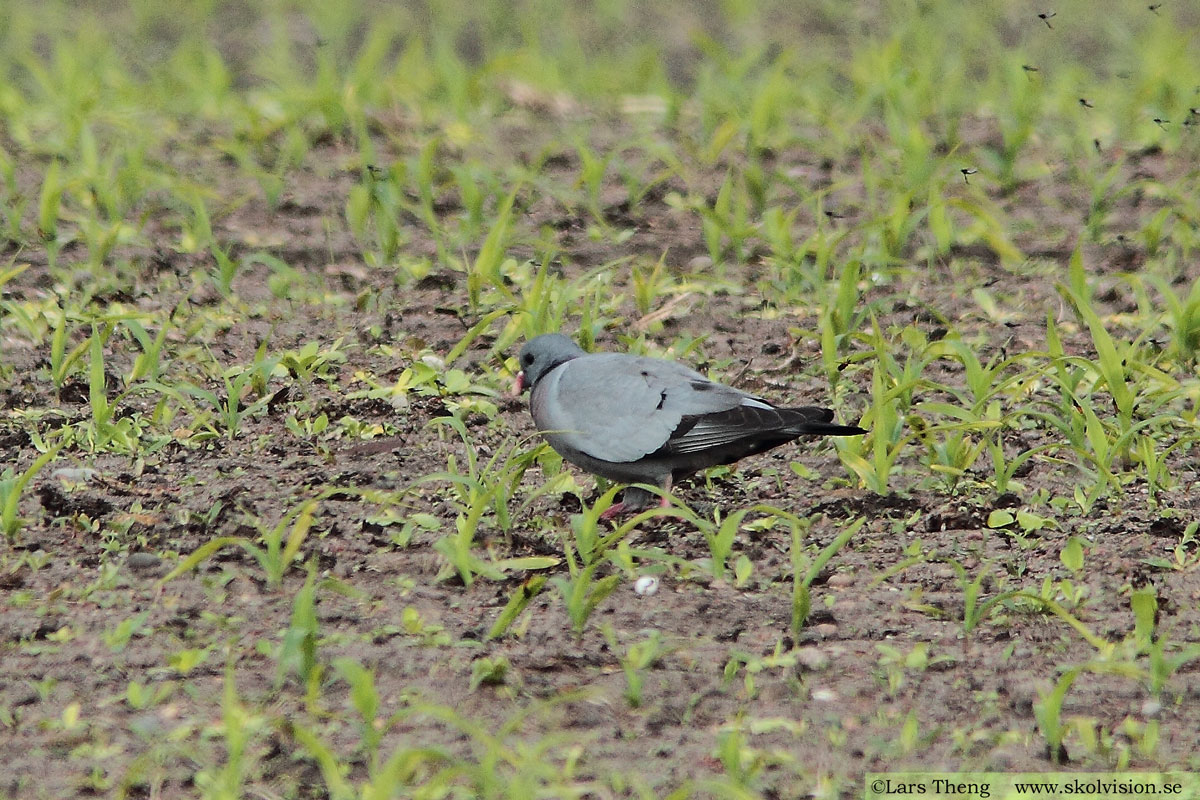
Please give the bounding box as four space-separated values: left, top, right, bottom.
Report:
36 158 66 269
840 323 930 493
0 260 28 293
574 141 611 224
48 308 92 389
331 658 386 770
692 507 753 582
152 349 281 441
193 663 268 798
487 576 548 640
1 443 64 543
423 417 561 585
790 515 862 633
603 626 670 707
875 642 951 697
550 562 621 637
630 254 673 317
469 656 510 692
278 338 348 383
1034 668 1078 764
465 188 518 310
695 168 756 269
122 316 172 385
155 498 321 589
345 162 408 269
954 564 1109 652
77 322 146 454
276 562 321 700
1146 273 1200 364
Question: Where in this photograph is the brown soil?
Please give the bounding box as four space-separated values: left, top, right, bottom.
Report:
3 120 1200 799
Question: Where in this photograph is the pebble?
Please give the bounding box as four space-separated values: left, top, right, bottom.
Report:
634 576 659 596
811 688 838 702
794 646 830 671
52 468 98 484
125 552 163 573
826 572 855 588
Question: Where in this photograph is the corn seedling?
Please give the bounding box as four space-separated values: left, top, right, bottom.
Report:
1 443 64 543
791 514 862 633
603 626 670 708
551 557 622 637
487 576 548 641
155 498 320 589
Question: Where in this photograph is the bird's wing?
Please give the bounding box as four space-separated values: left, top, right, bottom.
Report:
659 405 838 455
532 353 756 463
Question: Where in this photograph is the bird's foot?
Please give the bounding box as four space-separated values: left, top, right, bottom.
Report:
599 487 674 521
598 502 628 521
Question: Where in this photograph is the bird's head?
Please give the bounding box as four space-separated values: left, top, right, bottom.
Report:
513 333 585 396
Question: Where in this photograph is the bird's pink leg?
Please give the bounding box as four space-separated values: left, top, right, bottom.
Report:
599 502 626 521
599 478 673 521
659 474 673 508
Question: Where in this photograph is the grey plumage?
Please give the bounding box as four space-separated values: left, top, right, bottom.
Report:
515 333 865 514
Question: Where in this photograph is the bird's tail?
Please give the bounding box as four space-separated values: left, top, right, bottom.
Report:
784 406 867 437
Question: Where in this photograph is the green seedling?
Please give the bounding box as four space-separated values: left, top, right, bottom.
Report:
465 187 518 310
36 158 65 268
0 260 28 293
124 680 173 711
331 658 385 771
1034 667 1078 764
424 417 560 584
155 498 320 590
792 515 862 633
122 316 172 385
551 560 621 637
346 168 403 268
469 656 511 691
694 507 753 582
722 639 799 700
840 321 942 493
958 569 1109 652
102 610 151 653
290 717 452 800
48 310 92 389
631 254 673 317
193 663 267 800
487 576 547 641
278 338 348 383
696 168 756 269
167 647 210 675
876 642 954 698
603 626 670 708
78 322 149 453
276 562 321 699
1 443 64 543
152 350 281 441
574 141 611 224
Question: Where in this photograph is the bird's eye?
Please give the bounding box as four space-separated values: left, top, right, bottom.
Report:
522 353 534 366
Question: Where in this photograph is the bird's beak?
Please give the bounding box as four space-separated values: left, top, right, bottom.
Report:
511 371 526 398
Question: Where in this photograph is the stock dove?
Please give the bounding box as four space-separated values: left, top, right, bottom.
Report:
515 333 865 516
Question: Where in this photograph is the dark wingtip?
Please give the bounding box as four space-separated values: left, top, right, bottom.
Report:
784 407 866 437
812 423 867 437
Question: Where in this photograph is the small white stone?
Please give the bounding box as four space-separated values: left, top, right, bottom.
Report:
794 647 830 671
811 688 838 703
634 576 659 596
53 467 98 484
